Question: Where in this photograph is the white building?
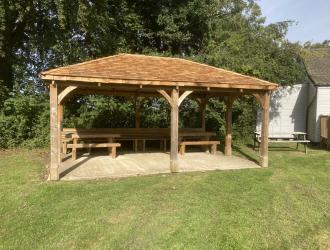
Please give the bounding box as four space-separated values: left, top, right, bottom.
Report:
257 48 330 143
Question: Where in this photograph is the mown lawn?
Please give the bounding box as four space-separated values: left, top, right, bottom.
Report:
0 145 329 249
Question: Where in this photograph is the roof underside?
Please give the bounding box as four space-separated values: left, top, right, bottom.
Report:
303 48 330 86
41 54 277 90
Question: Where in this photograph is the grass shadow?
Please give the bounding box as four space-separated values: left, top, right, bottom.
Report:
59 155 94 179
232 144 259 165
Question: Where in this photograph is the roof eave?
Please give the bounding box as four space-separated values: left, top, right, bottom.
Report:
41 74 278 91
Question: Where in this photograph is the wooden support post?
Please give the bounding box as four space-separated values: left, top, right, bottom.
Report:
170 89 179 172
49 81 59 180
224 96 235 156
134 97 141 129
260 92 270 167
201 98 207 131
158 89 193 172
57 104 63 159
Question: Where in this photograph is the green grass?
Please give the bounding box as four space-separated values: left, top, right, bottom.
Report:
0 145 329 249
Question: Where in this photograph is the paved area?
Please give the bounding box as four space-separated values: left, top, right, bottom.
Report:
59 151 260 180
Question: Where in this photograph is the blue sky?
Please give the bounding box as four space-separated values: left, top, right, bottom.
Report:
257 0 330 43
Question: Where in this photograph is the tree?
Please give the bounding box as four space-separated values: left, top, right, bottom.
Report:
0 0 308 147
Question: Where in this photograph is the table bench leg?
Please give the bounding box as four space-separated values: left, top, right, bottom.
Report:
133 139 138 152
63 142 67 154
72 147 77 160
111 147 116 158
180 144 185 155
211 144 217 155
72 138 77 160
142 139 146 152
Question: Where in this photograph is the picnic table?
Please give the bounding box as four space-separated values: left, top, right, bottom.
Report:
133 131 217 152
63 129 218 155
254 131 310 153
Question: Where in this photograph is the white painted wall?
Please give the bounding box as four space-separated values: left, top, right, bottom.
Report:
314 87 330 142
257 84 309 137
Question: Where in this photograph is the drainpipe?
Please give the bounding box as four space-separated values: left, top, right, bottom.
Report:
302 56 318 141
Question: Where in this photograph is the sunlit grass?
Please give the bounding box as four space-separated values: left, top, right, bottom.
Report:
0 145 329 249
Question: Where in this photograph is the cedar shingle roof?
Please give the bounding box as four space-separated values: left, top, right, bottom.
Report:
41 54 277 90
303 48 330 86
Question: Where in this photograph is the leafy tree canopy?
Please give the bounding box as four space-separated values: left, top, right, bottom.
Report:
1 0 306 96
1 0 321 148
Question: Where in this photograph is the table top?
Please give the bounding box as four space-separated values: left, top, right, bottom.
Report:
72 133 121 139
71 131 216 139
179 132 216 137
292 132 307 135
255 131 306 136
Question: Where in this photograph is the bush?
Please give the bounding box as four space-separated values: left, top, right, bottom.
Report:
0 94 257 149
0 94 49 148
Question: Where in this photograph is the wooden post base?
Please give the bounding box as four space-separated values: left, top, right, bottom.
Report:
260 156 268 167
49 166 59 180
170 160 179 173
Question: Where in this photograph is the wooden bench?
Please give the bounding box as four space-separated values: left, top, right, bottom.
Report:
67 143 121 160
179 141 220 155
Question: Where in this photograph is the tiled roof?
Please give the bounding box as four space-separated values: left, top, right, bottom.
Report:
41 54 277 90
303 48 330 86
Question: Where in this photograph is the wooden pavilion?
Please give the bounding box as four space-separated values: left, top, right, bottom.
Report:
40 54 278 180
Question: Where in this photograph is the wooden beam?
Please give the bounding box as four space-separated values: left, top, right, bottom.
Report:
49 81 59 180
260 92 270 167
58 86 78 104
224 96 236 156
41 75 278 90
158 90 174 107
178 90 193 106
57 81 270 96
170 88 179 172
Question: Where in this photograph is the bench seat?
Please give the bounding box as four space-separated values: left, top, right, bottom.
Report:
179 141 220 155
67 143 121 160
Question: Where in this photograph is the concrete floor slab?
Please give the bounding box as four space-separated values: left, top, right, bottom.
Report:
59 152 259 181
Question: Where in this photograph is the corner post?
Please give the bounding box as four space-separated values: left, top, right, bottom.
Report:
224 96 235 156
170 88 179 172
260 92 270 167
49 81 59 180
134 97 141 128
57 103 63 162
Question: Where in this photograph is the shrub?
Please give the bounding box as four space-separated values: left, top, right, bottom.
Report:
0 94 49 148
